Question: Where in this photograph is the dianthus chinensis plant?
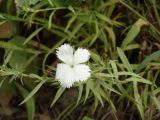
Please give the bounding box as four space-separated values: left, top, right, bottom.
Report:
0 0 160 119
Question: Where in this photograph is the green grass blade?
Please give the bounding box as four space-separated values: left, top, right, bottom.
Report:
117 47 133 72
23 27 44 45
15 83 35 120
84 80 91 103
19 81 44 105
152 95 160 111
76 84 83 105
133 82 144 120
50 86 65 107
121 19 148 48
136 50 160 73
123 77 152 84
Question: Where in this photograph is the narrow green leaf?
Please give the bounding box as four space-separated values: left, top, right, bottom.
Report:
123 77 152 84
47 0 54 6
87 79 104 106
0 41 40 54
143 84 149 107
96 12 112 24
19 81 44 105
0 77 7 87
116 71 141 77
152 0 160 23
100 81 121 95
48 10 56 29
123 44 141 51
16 83 35 120
117 47 133 72
93 89 104 106
98 87 117 115
109 60 118 78
104 26 116 50
1 13 25 22
152 95 160 111
90 51 104 66
84 80 91 103
50 86 65 107
136 50 160 73
55 0 76 6
121 19 148 48
133 82 144 119
82 116 93 120
15 0 41 7
76 84 83 105
65 14 77 32
23 27 44 45
89 20 99 46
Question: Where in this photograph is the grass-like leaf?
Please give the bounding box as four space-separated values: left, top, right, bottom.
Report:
50 86 65 107
121 19 148 49
15 83 35 120
23 27 44 45
19 81 44 105
136 50 160 73
117 47 133 72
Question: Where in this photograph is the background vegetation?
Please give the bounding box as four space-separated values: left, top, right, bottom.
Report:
0 0 160 120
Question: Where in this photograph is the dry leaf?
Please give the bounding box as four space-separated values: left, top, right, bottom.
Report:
0 22 13 38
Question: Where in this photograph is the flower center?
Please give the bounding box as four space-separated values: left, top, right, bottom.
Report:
70 64 74 68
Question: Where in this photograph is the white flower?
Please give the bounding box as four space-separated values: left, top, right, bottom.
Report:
55 44 91 88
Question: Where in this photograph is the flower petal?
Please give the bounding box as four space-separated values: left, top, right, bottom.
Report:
56 63 75 88
73 64 91 82
56 44 74 65
74 48 90 64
